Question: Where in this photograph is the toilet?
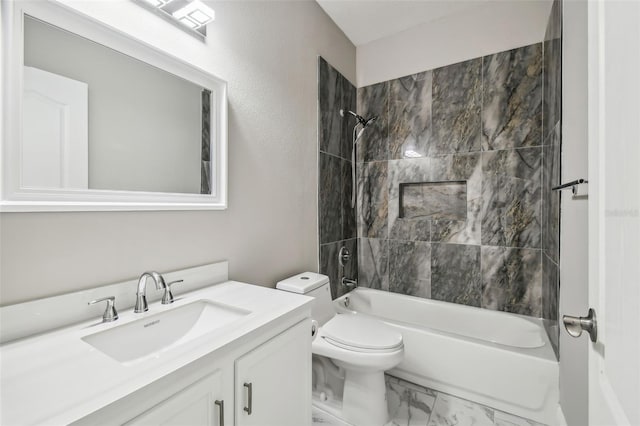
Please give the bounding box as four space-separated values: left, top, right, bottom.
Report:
277 272 404 426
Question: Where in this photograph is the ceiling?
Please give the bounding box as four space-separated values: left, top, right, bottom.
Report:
316 0 499 46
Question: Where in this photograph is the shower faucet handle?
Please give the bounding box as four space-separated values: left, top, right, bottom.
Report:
342 277 357 289
339 247 351 267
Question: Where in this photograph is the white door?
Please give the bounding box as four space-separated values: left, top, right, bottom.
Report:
235 320 311 426
586 0 640 425
22 66 88 189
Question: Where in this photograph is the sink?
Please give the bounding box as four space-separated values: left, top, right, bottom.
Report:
82 300 250 363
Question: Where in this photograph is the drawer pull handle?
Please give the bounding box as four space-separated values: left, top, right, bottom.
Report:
243 382 253 415
214 400 224 426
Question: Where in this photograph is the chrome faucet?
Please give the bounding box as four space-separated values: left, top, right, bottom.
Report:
134 271 167 313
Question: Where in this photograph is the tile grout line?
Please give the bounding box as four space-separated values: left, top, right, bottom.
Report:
540 39 547 318
480 55 485 308
385 79 391 292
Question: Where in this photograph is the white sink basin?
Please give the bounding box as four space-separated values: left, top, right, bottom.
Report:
82 300 250 363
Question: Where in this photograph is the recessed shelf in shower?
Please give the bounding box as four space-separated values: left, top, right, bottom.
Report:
399 181 467 221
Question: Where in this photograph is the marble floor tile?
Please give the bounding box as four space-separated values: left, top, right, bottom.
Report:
387 376 411 426
494 410 545 426
302 374 551 426
312 406 351 426
428 393 495 426
408 390 437 425
387 418 409 426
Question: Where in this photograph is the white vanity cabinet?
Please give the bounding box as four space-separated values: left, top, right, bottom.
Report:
99 319 311 426
235 319 311 426
127 370 228 426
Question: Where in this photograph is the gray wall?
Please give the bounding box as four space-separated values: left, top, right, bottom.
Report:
356 43 555 319
24 16 203 194
0 1 356 305
317 57 357 299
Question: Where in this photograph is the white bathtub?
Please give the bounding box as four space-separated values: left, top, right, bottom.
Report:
334 288 559 425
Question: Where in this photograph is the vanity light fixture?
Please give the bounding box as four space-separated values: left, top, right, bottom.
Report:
133 0 215 38
172 1 215 29
141 0 170 7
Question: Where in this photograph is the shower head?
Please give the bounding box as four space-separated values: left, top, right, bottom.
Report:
341 109 378 128
364 115 378 127
340 110 378 209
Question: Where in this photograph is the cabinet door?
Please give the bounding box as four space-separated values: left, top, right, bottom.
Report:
235 320 311 426
127 370 227 426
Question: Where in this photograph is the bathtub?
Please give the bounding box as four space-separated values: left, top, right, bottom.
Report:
334 288 559 425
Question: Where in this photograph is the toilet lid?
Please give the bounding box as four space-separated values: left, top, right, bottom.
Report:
322 314 403 351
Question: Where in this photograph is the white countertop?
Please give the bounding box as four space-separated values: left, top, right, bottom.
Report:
0 281 312 425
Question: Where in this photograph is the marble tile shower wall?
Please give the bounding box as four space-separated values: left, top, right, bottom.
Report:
318 57 358 298
541 0 562 357
357 41 560 319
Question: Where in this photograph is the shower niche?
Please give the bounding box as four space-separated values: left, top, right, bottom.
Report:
399 181 467 221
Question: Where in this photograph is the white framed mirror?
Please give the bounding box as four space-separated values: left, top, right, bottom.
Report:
1 0 228 211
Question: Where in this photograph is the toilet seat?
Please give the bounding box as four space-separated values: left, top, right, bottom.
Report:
321 314 403 353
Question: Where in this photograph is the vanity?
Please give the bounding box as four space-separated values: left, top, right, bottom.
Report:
0 262 313 425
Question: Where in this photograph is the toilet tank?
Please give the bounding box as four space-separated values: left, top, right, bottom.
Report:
276 272 335 325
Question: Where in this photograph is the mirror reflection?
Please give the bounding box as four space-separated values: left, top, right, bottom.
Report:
22 16 212 195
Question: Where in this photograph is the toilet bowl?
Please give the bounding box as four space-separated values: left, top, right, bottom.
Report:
277 272 404 426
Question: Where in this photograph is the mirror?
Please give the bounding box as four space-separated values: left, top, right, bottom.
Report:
23 16 211 195
1 1 227 211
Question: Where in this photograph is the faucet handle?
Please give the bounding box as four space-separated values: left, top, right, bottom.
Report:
162 279 183 305
88 296 119 322
341 277 358 290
